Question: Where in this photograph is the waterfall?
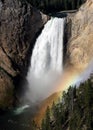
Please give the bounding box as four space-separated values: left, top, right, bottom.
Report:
27 17 65 102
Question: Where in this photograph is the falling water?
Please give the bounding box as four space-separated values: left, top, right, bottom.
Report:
27 17 65 102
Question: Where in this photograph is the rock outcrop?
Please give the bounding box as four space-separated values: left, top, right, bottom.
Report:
0 0 49 109
66 0 93 72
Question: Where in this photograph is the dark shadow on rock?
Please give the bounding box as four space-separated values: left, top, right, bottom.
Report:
25 25 45 76
13 75 29 106
63 17 72 67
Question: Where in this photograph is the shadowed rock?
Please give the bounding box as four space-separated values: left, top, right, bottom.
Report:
0 0 49 109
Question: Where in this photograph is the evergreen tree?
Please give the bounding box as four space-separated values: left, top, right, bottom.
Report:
41 79 93 130
45 106 51 130
41 119 46 130
27 0 86 14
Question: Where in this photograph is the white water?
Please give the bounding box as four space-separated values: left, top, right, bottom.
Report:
27 17 65 102
13 105 30 115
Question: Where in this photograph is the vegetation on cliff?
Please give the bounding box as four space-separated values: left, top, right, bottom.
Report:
41 79 93 130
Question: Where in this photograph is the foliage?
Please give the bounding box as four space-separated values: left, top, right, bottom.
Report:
41 79 93 130
27 0 86 14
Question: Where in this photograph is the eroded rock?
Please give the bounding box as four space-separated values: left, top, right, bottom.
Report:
0 0 49 108
66 0 93 71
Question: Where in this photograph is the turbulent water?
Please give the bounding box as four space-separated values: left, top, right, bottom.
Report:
31 17 65 77
27 17 65 102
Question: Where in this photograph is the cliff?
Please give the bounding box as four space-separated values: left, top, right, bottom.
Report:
0 0 49 109
66 0 93 72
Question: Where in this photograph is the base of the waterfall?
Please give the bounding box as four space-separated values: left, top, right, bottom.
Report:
27 73 61 103
13 104 30 115
0 104 38 130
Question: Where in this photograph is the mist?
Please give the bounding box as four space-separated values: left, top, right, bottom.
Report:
26 17 65 103
75 60 93 86
25 16 93 105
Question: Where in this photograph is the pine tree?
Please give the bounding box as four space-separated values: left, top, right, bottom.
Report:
84 80 92 130
41 119 46 130
41 79 93 130
45 106 51 130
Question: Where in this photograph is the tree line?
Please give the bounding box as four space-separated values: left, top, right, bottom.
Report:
27 0 86 14
41 79 93 130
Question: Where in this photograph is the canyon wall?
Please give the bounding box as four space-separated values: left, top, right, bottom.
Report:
0 0 48 109
66 0 93 72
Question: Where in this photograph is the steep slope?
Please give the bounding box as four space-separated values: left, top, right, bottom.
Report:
66 0 93 72
33 92 62 126
41 79 93 130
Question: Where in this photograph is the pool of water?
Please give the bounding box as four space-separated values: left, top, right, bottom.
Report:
0 105 38 130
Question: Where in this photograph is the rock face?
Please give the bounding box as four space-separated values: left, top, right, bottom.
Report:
0 0 49 109
66 0 93 72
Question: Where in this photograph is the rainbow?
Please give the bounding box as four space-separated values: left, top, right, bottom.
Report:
33 63 93 127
